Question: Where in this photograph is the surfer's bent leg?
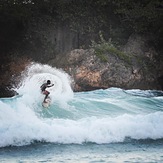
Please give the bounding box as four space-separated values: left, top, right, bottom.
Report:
44 91 50 102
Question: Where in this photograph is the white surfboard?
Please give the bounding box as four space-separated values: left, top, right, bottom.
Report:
42 97 51 108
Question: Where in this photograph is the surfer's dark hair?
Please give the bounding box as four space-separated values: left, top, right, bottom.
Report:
47 80 51 84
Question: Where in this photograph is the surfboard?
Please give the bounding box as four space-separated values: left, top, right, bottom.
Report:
42 97 51 108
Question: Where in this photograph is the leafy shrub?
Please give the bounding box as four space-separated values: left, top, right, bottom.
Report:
91 32 131 64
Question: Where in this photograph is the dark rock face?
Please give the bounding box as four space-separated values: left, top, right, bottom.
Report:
0 86 18 98
158 76 163 90
0 57 31 97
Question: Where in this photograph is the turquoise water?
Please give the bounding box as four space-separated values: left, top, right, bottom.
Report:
0 64 163 162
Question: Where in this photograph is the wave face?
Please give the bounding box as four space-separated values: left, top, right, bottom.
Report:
0 63 163 147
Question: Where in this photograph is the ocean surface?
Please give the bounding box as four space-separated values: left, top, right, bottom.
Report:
0 63 163 163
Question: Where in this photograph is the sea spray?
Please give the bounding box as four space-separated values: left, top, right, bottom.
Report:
14 63 74 104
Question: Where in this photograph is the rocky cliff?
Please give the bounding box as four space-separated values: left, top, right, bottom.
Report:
0 33 162 97
48 34 162 92
0 1 162 97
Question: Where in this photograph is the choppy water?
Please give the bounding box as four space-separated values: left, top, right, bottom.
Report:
0 63 163 163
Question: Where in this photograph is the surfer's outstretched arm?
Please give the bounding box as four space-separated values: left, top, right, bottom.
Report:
47 84 54 88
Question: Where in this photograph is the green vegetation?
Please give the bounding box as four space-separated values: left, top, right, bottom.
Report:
0 0 162 50
91 32 131 63
113 0 163 49
113 0 162 32
1 0 162 35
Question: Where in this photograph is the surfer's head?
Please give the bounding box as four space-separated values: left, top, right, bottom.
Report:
47 80 51 84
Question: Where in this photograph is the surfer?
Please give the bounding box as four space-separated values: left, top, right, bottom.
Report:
40 80 54 103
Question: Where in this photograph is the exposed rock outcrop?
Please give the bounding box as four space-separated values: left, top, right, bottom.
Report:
48 34 162 92
1 33 162 98
0 56 31 97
